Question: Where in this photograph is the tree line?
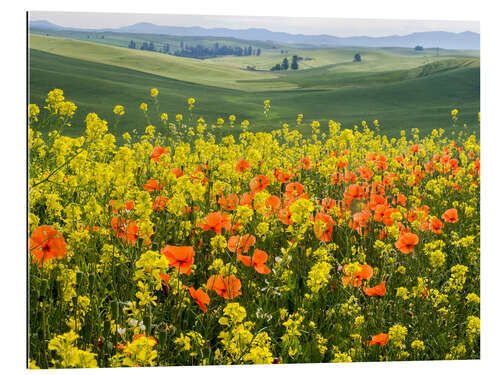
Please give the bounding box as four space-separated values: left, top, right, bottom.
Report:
128 40 261 59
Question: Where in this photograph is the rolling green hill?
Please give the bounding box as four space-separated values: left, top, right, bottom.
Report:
29 35 480 139
29 35 295 91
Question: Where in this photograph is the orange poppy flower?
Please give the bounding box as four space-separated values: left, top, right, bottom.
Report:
266 195 281 212
285 182 305 200
337 160 348 169
153 195 168 211
111 217 139 245
109 200 135 214
207 275 242 299
228 234 256 254
368 333 389 346
171 168 184 178
219 193 239 211
249 175 269 192
342 264 373 287
363 281 386 296
345 184 363 207
396 194 407 206
142 179 164 192
278 207 292 225
240 192 254 208
331 172 341 185
159 273 171 285
151 146 167 162
395 232 419 254
29 225 67 264
274 168 293 183
198 212 231 234
161 245 195 275
350 209 371 236
184 286 210 313
235 159 250 173
442 208 458 223
344 171 357 183
430 218 443 234
411 144 419 153
358 166 374 181
313 212 334 242
237 249 271 274
299 156 311 170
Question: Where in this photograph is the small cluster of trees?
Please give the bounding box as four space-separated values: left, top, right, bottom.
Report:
128 40 159 51
270 56 299 71
173 43 261 59
128 39 261 59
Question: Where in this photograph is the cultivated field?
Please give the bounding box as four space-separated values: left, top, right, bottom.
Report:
28 88 480 368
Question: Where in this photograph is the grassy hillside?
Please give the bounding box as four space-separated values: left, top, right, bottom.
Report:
29 47 479 139
29 35 294 91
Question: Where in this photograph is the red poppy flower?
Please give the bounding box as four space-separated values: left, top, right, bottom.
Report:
358 166 374 181
266 195 281 212
29 225 67 264
278 207 292 225
363 281 386 296
249 175 269 192
198 212 231 234
109 200 135 214
184 286 210 313
235 159 250 173
285 182 305 200
207 275 242 299
219 194 239 211
111 217 139 245
299 156 311 170
395 232 419 254
161 245 195 275
143 179 164 192
153 195 168 211
368 333 389 346
240 192 254 208
430 218 443 234
342 264 373 287
151 146 167 162
313 212 334 242
228 234 256 254
442 208 458 223
171 168 184 178
237 249 271 274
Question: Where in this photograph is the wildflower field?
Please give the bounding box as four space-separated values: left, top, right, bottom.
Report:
28 88 480 368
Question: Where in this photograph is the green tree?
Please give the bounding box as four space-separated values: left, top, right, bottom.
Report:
291 55 299 70
281 57 289 70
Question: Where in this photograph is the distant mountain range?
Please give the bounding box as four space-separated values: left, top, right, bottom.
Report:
29 20 480 50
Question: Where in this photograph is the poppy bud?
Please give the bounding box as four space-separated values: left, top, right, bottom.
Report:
111 300 119 320
273 357 281 364
162 283 170 297
144 315 152 336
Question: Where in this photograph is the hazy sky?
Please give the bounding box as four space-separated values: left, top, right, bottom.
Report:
29 11 479 37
